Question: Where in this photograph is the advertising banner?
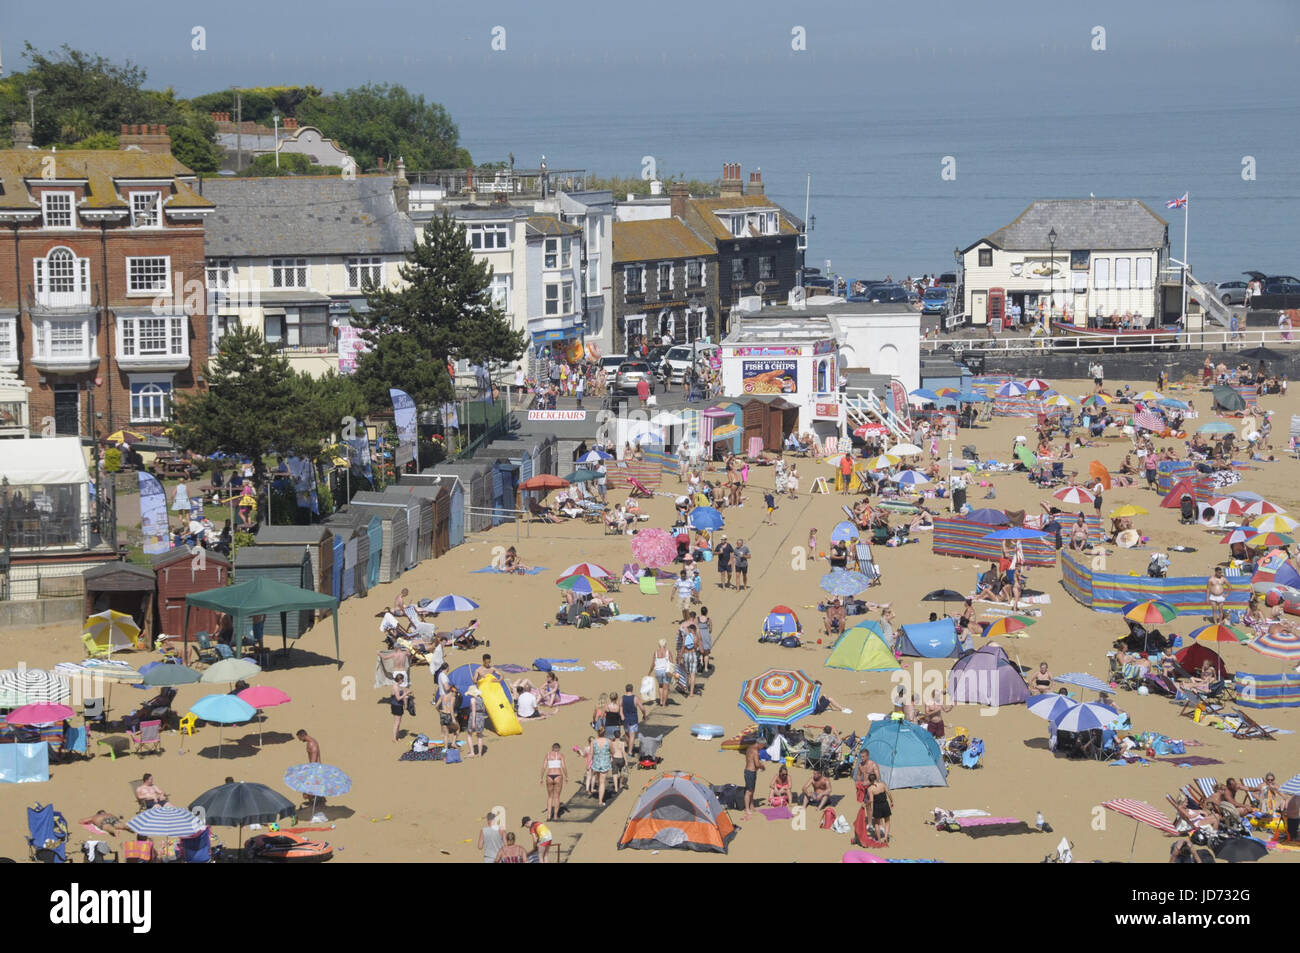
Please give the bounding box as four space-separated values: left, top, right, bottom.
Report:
741 359 798 395
138 472 171 555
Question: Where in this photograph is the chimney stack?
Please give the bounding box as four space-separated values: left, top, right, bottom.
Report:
670 182 688 219
393 156 409 212
720 162 744 198
12 122 32 150
283 117 298 131
119 124 171 154
748 168 764 196
377 156 385 171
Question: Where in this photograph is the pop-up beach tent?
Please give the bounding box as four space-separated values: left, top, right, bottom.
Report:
895 619 963 658
947 643 1029 707
826 622 900 672
617 771 736 853
184 576 340 666
861 719 947 789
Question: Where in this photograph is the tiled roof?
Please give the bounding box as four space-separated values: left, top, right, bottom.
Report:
201 175 414 256
525 215 581 237
981 199 1168 251
0 149 209 211
684 194 800 241
613 218 716 263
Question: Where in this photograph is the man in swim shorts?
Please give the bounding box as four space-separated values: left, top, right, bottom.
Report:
743 737 765 819
1206 566 1229 624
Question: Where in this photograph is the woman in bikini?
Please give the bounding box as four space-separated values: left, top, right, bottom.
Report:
1032 662 1054 694
540 743 567 821
769 765 793 807
609 734 627 793
539 672 561 710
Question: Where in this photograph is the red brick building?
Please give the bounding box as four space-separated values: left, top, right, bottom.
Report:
0 124 212 438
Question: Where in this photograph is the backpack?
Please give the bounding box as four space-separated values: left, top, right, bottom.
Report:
780 635 801 648
576 612 592 629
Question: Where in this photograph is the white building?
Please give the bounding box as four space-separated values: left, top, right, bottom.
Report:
960 198 1172 329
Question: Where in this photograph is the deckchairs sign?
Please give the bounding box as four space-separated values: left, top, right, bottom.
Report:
390 388 417 467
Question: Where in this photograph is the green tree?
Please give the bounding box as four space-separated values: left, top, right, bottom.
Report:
71 131 119 150
353 213 526 408
169 125 221 172
298 83 465 171
14 43 163 146
239 152 340 177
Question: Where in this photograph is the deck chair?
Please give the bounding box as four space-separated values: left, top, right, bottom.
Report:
638 575 660 595
628 477 653 499
127 719 163 755
81 632 112 660
854 543 879 581
177 827 212 863
1229 709 1275 740
26 803 69 863
194 631 233 665
527 499 559 523
1178 689 1224 720
82 696 107 725
130 778 148 810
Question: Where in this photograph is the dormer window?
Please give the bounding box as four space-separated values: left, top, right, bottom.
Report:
730 215 745 237
42 191 75 229
131 191 162 227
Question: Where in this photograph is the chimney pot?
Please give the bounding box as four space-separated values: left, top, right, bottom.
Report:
377 156 385 170
670 182 688 219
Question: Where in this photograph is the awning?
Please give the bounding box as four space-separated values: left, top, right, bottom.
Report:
0 436 88 485
712 424 740 439
531 326 582 343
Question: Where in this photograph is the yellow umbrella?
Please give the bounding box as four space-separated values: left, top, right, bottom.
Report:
1043 394 1074 407
1110 505 1148 518
1134 390 1163 401
863 454 901 470
107 429 146 444
1252 514 1300 533
83 610 141 653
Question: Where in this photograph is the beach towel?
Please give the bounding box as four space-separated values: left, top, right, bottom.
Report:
612 614 656 623
497 664 529 674
471 566 547 575
81 822 109 836
956 816 1022 828
960 820 1036 838
593 660 624 671
537 658 579 664
550 666 585 672
759 806 795 821
1160 756 1224 767
552 693 583 707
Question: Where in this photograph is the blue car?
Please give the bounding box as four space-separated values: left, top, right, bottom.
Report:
921 286 952 315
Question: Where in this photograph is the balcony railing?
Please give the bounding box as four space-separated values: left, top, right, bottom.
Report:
28 282 99 313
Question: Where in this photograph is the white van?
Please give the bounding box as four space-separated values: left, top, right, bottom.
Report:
658 343 719 384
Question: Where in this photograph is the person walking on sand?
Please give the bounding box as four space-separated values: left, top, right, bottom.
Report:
715 534 734 589
439 684 460 751
621 684 645 756
743 736 765 819
733 538 751 590
764 490 776 525
697 606 714 673
466 686 487 757
651 639 673 707
541 742 568 821
477 811 504 863
591 733 613 806
865 773 894 842
1206 566 1229 624
390 672 410 743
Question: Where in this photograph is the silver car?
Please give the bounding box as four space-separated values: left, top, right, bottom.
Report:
1215 280 1247 306
614 361 656 395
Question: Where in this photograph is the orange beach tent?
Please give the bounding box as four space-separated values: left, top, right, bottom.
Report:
617 771 736 853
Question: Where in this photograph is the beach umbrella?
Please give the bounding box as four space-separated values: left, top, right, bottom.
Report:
1133 412 1166 432
1103 798 1179 859
921 589 966 613
853 423 890 438
4 702 76 725
140 662 202 687
563 469 601 483
1012 445 1036 468
982 527 1049 541
1243 500 1286 517
1220 527 1258 545
935 387 960 397
1043 394 1074 408
1110 504 1148 519
1134 390 1164 402
188 781 296 843
1198 421 1235 435
1252 514 1299 534
1252 532 1294 548
0 668 71 707
1051 702 1120 733
894 469 929 487
830 521 860 542
822 452 851 467
82 609 141 654
1053 672 1113 694
190 693 257 759
237 685 291 746
887 443 923 457
688 506 725 530
738 669 820 726
200 658 261 684
1215 838 1269 863
996 381 1028 397
578 449 613 463
908 389 940 404
1247 629 1300 661
820 570 872 597
631 528 677 569
518 474 569 492
1252 581 1300 601
1082 393 1110 407
863 454 901 471
556 573 608 594
1158 398 1191 410
762 608 801 635
1189 624 1248 645
559 562 613 579
284 763 352 818
107 429 147 445
126 805 205 838
1208 497 1247 518
1121 601 1178 625
981 616 1036 639
1053 486 1094 505
426 594 480 613
1282 775 1300 797
1025 693 1077 721
964 508 1010 526
1087 460 1112 491
1022 378 1051 392
960 393 992 403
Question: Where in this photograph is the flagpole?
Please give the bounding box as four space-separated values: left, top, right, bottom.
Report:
1180 193 1189 326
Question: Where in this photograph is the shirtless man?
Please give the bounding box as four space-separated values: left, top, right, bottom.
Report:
1206 567 1229 624
743 737 765 818
802 770 833 811
438 686 460 749
296 729 323 807
135 773 169 807
472 653 499 685
81 810 126 837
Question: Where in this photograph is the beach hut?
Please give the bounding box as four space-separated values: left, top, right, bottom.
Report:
487 433 558 483
422 462 494 534
233 546 314 639
861 719 948 789
250 526 335 603
399 473 465 549
947 644 1029 707
152 546 231 642
471 454 520 526
742 397 800 454
825 622 901 672
340 501 406 583
322 510 380 596
374 488 434 562
82 561 156 641
895 619 963 659
353 491 422 570
617 771 736 853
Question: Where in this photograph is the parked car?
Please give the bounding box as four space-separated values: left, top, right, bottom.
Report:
598 354 627 376
658 343 720 384
1215 280 1248 305
865 284 910 303
614 361 656 395
921 286 953 315
847 278 888 299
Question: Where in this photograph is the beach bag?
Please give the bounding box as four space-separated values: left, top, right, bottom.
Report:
576 612 592 629
639 676 656 703
832 813 851 835
406 695 416 716
444 748 462 764
533 658 553 672
411 734 430 753
780 635 801 648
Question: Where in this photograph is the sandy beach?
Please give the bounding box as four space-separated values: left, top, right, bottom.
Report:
3 374 1298 865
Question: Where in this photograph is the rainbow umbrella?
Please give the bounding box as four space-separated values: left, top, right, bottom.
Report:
1083 394 1111 407
980 616 1036 639
556 573 608 594
631 528 678 569
935 387 960 397
1252 533 1294 548
738 669 820 726
1121 600 1178 625
1243 500 1286 517
1053 485 1094 505
1188 624 1248 645
559 562 613 579
1248 629 1300 661
1252 514 1299 534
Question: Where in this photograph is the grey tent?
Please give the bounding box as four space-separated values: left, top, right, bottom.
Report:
1212 384 1246 413
947 643 1030 707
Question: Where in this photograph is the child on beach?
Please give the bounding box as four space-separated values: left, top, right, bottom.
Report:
764 491 776 524
576 737 595 794
809 528 818 555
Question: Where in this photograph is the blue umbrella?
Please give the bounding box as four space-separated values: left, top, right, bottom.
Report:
1158 398 1191 410
426 594 480 613
689 506 724 530
191 693 257 760
959 393 992 403
830 520 860 542
1280 774 1300 796
964 508 1009 525
982 527 1050 541
996 381 1029 397
820 570 872 597
909 388 940 403
1025 693 1078 721
283 763 352 817
895 469 929 486
138 661 201 687
1051 702 1121 733
1054 672 1113 694
126 805 205 838
579 449 613 463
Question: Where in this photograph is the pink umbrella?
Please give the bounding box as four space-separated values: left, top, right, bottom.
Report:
631 527 678 569
1053 485 1095 505
237 685 291 747
5 702 76 725
842 850 887 863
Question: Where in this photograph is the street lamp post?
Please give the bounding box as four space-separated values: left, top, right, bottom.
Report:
272 110 281 169
26 87 41 130
1047 228 1058 329
953 246 961 328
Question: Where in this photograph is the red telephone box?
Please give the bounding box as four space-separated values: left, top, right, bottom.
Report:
988 288 1006 331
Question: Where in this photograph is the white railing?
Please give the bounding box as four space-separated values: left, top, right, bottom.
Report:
843 387 909 441
923 326 1295 355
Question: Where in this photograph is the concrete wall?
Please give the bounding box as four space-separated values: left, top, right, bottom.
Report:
980 348 1300 382
0 596 82 627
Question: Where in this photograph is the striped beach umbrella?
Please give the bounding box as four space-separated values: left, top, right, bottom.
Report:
1243 500 1286 517
558 563 613 580
935 387 960 397
1053 485 1094 505
1043 394 1074 408
426 594 480 612
830 521 860 542
1251 532 1294 548
1025 693 1077 721
894 469 929 487
1252 514 1299 534
1247 628 1300 660
738 669 820 726
556 573 608 594
1022 378 1051 392
1281 774 1300 796
0 668 71 706
1052 702 1121 732
996 381 1028 397
1208 496 1247 518
1220 527 1259 545
1102 798 1179 836
1054 672 1114 694
126 805 206 838
1188 624 1248 645
83 609 142 653
1134 390 1164 401
1121 600 1178 625
980 615 1036 639
863 454 901 471
1134 411 1166 432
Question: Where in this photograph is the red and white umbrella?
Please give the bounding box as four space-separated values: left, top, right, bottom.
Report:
1053 485 1095 505
1220 527 1258 546
853 423 890 438
1207 497 1246 518
1023 378 1051 392
1102 798 1178 835
1244 499 1286 517
1133 411 1166 432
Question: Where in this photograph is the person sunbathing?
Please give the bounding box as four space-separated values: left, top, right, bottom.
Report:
973 562 1007 602
503 547 527 573
538 672 561 709
81 811 125 837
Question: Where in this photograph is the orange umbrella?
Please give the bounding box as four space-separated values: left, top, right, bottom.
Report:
519 474 570 491
1088 460 1112 491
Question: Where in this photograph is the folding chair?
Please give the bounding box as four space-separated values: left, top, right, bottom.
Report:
1229 709 1275 740
127 719 164 755
81 633 112 660
1178 689 1224 720
854 543 878 581
82 696 107 726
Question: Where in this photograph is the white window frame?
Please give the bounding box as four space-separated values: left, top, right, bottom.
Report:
624 265 644 295
658 261 673 293
585 257 600 296
1093 257 1110 290
730 215 745 237
467 224 510 251
118 315 188 359
126 256 171 296
346 256 383 289
128 375 174 423
764 212 778 235
1114 257 1131 291
206 258 232 292
490 273 513 311
545 237 568 269
0 316 17 365
1135 257 1153 289
130 191 162 228
271 258 309 289
41 191 75 229
34 247 91 307
545 280 574 316
35 317 96 362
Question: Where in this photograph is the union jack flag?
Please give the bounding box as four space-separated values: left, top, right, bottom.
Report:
1165 193 1188 209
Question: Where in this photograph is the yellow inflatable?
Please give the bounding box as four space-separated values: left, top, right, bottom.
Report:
477 676 522 737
